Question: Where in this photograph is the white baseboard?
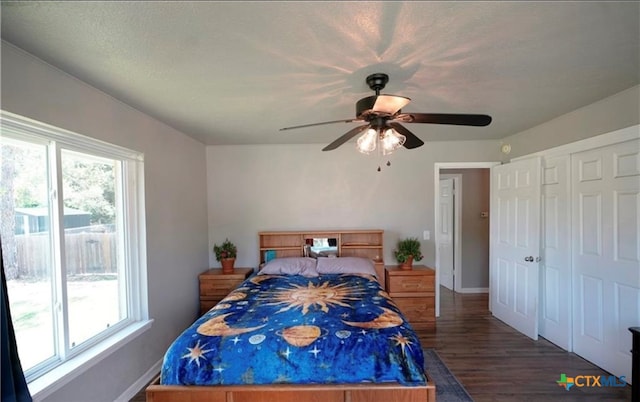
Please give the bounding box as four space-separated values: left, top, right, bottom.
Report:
458 287 489 294
115 358 162 402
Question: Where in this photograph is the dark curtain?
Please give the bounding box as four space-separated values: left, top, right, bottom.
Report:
1 238 33 402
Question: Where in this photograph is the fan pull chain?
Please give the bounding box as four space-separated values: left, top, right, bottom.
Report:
377 160 392 172
375 139 392 171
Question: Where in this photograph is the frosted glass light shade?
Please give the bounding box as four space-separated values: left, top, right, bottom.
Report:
371 95 411 115
356 127 406 156
356 128 378 154
380 128 405 155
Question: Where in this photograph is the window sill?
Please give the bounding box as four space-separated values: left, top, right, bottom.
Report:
29 319 154 401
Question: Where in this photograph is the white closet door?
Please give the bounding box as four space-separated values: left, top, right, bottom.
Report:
491 157 541 340
539 155 572 351
572 138 640 383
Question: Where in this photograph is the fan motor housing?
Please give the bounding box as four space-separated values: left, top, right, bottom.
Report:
366 73 389 92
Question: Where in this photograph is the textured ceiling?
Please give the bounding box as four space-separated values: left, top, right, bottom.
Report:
1 1 639 146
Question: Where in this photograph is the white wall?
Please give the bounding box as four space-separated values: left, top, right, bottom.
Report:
502 85 640 158
1 41 209 402
207 141 501 269
206 84 639 271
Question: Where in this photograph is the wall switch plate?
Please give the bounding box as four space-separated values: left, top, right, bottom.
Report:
423 230 430 240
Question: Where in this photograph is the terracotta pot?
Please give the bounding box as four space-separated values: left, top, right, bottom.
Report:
221 258 235 274
400 255 414 270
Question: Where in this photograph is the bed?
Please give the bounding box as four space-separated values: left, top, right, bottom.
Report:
147 256 435 402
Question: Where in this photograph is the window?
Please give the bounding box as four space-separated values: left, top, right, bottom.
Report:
0 112 148 392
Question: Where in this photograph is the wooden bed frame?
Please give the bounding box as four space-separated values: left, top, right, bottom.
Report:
146 375 435 402
146 229 436 401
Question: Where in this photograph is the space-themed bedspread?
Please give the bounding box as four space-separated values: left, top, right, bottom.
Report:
160 273 427 386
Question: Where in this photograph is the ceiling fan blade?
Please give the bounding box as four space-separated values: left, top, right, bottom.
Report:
387 122 424 149
322 124 370 151
280 118 360 131
395 113 492 126
372 95 411 115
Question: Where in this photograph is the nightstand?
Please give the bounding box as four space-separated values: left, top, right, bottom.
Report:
199 267 253 315
385 265 435 329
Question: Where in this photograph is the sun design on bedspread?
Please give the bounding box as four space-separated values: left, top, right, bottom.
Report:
390 332 413 357
261 281 364 315
181 340 213 367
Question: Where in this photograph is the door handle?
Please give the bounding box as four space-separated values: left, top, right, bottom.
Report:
524 256 534 262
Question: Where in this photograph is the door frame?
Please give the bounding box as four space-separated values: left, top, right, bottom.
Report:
438 174 462 293
434 162 499 317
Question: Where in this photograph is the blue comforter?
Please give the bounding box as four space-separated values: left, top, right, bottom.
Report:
160 274 427 386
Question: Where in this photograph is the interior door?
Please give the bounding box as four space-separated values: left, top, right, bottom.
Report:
439 178 455 290
490 157 541 340
572 139 640 382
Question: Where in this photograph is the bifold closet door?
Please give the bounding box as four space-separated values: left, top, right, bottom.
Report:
572 138 640 383
539 155 572 351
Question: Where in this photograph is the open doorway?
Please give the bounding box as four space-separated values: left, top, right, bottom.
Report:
434 162 498 317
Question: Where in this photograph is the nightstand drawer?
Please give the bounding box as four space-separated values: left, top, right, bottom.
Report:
394 297 435 318
199 268 253 315
200 279 245 297
387 274 434 293
384 265 436 330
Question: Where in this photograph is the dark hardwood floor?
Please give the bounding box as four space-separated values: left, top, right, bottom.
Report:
418 287 630 401
130 286 631 401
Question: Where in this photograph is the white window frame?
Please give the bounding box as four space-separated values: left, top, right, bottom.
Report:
1 111 152 400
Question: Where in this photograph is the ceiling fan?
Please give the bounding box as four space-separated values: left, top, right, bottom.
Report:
280 73 492 152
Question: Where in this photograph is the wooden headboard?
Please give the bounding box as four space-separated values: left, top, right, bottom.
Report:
258 229 386 287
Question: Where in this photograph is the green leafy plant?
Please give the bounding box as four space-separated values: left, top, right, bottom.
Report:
213 238 237 261
394 237 423 263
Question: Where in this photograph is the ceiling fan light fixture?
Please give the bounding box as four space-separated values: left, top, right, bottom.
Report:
280 73 490 154
356 127 406 156
356 128 378 154
380 128 405 155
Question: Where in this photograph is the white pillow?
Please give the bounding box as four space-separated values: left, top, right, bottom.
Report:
316 257 377 277
259 257 319 277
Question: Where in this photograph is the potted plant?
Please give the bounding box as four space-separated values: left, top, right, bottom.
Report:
394 237 423 269
213 238 237 274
